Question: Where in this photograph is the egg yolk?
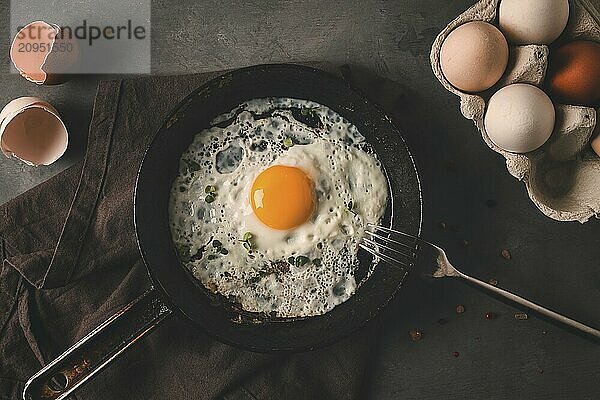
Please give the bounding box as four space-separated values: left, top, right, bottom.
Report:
251 165 315 230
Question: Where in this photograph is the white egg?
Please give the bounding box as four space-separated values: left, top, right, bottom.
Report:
499 0 569 45
169 98 388 317
484 84 555 153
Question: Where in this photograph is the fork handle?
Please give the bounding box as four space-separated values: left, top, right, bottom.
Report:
456 271 600 339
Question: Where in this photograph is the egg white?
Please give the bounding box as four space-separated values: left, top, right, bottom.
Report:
169 98 388 317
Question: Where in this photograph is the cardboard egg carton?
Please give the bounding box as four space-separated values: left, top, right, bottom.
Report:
431 0 600 223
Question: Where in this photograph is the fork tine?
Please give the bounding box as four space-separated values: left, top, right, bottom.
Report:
361 237 417 260
367 223 420 243
364 230 417 253
359 243 412 269
360 223 423 269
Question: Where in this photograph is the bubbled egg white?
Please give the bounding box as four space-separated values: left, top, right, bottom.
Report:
169 98 388 317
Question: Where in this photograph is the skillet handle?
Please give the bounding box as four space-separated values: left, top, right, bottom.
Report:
23 286 172 400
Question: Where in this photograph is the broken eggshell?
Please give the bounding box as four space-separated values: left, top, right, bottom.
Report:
431 0 600 222
0 97 68 166
10 20 80 85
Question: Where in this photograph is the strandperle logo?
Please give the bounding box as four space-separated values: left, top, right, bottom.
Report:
10 0 150 74
15 20 147 46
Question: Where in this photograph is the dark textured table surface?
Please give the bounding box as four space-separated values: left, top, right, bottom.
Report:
1 1 598 399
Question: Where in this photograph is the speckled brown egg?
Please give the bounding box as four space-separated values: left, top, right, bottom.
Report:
547 41 600 106
440 21 509 93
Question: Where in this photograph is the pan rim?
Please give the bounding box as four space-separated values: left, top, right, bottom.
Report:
134 63 423 352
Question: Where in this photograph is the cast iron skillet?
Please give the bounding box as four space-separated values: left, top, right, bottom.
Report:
23 64 422 400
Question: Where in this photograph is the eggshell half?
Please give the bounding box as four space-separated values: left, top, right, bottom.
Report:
0 97 68 166
10 21 80 85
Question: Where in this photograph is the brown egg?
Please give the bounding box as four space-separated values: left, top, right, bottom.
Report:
592 135 600 157
440 21 509 93
547 41 600 106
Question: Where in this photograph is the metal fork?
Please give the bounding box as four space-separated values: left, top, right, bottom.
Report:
360 224 600 339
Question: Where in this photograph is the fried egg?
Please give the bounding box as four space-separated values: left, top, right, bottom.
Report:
169 98 388 317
